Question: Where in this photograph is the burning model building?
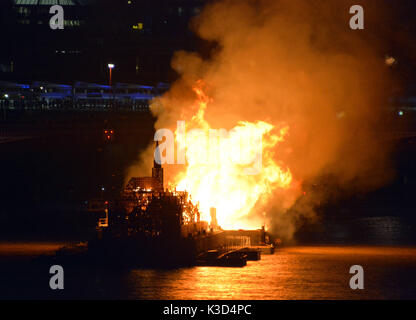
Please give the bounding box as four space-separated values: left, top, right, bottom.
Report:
114 141 209 239
85 142 211 267
83 141 274 268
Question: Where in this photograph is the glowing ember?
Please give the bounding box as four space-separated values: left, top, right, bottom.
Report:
169 82 293 229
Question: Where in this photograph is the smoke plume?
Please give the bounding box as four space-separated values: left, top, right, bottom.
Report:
128 0 406 240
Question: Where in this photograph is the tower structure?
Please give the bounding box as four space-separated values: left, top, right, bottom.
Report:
152 141 164 190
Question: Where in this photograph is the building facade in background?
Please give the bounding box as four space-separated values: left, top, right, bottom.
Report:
0 0 205 85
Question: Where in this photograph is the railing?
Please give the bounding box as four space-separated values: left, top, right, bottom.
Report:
0 99 151 112
224 235 251 251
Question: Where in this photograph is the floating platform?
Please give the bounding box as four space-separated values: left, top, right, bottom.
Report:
196 249 247 267
235 247 261 261
249 245 275 255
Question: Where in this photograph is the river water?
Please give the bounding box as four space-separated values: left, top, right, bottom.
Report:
2 245 412 300
114 246 416 300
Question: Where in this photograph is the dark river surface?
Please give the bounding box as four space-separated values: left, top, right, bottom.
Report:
121 246 416 300
1 244 416 299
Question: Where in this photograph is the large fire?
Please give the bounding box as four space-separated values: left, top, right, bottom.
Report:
168 82 294 230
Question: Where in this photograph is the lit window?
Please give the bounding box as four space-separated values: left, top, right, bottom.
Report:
132 22 143 30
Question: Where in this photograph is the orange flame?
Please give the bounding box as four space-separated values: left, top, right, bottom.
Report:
170 82 293 229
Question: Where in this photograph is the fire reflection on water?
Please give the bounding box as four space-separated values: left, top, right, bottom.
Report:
1 244 416 299
125 246 416 300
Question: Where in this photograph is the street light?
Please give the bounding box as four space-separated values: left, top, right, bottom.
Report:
108 63 115 108
108 63 115 86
